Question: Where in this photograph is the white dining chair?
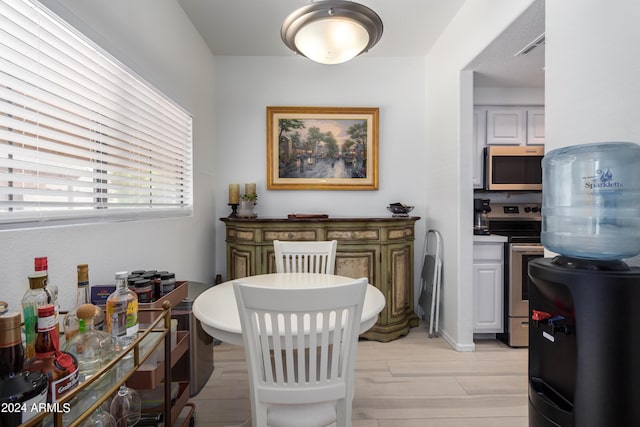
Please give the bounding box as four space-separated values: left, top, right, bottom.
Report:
273 240 337 274
233 277 367 427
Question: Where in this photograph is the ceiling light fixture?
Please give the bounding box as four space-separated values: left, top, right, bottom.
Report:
281 0 383 65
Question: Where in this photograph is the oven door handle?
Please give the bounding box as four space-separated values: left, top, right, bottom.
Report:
511 244 544 253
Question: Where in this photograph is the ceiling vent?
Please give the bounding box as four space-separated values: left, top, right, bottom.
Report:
514 33 545 56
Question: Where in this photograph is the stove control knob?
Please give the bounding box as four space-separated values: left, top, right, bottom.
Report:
524 206 532 213
532 207 540 213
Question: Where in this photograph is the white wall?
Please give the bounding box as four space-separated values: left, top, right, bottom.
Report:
424 0 535 350
212 56 428 293
0 0 217 312
545 0 640 151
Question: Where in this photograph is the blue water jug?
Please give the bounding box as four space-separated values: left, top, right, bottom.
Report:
541 142 640 260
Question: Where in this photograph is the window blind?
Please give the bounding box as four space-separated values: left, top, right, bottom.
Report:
0 0 193 229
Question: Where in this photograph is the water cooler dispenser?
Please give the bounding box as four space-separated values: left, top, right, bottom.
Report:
529 142 640 426
528 257 640 426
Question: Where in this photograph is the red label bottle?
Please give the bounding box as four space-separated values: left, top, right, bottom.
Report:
25 304 80 403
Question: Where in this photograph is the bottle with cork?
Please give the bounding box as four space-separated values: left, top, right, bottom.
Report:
63 303 114 379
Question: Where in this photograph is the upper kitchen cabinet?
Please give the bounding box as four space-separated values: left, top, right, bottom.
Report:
486 108 526 145
526 107 545 145
486 107 544 145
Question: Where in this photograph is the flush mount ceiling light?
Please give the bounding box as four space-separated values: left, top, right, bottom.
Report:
281 0 383 65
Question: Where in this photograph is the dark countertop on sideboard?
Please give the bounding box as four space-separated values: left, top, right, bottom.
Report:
220 216 421 223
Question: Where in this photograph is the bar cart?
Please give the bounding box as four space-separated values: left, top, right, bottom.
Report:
21 282 195 427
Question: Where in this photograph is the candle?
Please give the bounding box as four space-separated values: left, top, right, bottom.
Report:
229 184 240 204
245 183 256 197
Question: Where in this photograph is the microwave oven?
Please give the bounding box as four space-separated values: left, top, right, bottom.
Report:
484 145 544 191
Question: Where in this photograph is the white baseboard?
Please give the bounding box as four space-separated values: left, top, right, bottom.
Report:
440 328 476 352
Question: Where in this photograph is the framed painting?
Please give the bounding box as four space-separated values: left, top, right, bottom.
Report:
267 106 379 190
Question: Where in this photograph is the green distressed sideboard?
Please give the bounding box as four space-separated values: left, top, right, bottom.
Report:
220 216 420 342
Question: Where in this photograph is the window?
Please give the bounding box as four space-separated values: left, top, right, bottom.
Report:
0 0 193 230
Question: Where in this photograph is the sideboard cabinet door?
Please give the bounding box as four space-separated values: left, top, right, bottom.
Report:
385 242 413 325
335 246 378 286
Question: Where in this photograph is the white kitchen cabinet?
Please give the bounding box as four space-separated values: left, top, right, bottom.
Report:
473 240 504 333
526 107 545 144
484 106 545 146
486 108 526 145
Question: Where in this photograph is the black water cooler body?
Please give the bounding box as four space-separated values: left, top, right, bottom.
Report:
528 257 640 426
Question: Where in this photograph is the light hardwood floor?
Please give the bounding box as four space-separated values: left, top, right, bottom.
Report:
189 322 529 427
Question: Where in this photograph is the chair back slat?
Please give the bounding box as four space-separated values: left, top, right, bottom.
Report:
274 240 338 274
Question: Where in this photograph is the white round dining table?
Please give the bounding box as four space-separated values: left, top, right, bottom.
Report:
193 273 386 346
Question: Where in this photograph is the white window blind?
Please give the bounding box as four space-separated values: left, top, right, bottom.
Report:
0 0 193 229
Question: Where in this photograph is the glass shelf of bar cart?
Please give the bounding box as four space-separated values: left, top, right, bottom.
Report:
21 301 174 427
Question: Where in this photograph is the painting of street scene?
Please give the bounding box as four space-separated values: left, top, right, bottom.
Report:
267 107 378 190
278 118 367 179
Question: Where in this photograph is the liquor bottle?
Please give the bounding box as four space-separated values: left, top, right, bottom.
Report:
106 272 139 354
0 310 25 377
63 303 114 380
24 304 79 403
34 256 60 331
0 309 48 425
21 273 50 359
63 264 105 340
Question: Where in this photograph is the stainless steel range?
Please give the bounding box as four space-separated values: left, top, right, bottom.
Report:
488 202 544 347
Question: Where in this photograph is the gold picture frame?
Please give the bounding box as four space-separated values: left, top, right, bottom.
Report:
267 106 379 190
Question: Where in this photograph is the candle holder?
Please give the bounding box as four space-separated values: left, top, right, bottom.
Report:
228 203 239 217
